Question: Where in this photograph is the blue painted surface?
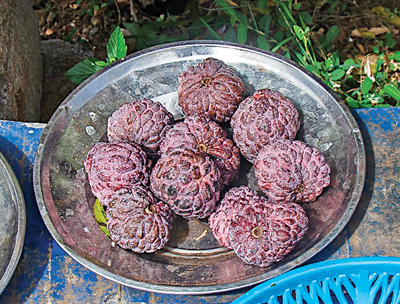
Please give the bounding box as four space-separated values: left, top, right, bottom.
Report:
0 107 398 303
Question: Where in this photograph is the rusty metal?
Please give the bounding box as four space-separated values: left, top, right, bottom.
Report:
33 41 365 294
0 151 26 295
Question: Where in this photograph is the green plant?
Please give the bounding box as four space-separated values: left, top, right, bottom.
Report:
93 199 110 237
345 51 400 108
77 0 114 17
65 26 127 85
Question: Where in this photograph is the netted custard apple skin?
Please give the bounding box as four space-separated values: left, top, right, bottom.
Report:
208 186 260 249
83 141 149 206
178 58 245 123
231 88 300 163
229 201 308 267
107 99 174 157
160 114 240 185
106 199 173 253
254 139 331 203
150 148 222 220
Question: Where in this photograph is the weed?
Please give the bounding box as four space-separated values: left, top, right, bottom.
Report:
65 26 127 85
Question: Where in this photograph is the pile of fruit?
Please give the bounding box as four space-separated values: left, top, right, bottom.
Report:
83 58 330 268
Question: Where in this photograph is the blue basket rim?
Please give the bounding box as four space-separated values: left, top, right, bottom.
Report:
232 256 400 304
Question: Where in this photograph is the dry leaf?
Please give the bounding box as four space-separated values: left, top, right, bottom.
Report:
69 4 78 9
372 6 400 27
45 28 53 36
351 27 388 38
226 0 239 6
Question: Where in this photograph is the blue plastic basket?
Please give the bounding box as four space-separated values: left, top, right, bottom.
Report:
232 257 400 304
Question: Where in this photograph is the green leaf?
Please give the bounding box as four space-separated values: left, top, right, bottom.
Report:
273 30 284 42
341 59 356 69
237 23 247 44
106 26 127 61
223 26 237 42
216 0 236 16
330 69 345 81
346 96 360 108
199 17 221 39
299 11 312 24
277 1 296 25
293 25 305 40
230 15 238 26
95 60 109 67
326 25 339 42
325 58 333 68
271 36 295 52
294 51 306 66
257 35 270 50
123 22 142 36
64 58 101 85
293 2 301 10
262 14 271 35
361 77 373 95
384 84 400 100
258 0 268 9
236 12 248 23
99 224 111 237
394 51 400 61
94 199 108 225
375 104 392 108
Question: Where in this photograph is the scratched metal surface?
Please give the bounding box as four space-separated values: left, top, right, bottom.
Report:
0 151 25 296
32 41 364 294
0 107 398 303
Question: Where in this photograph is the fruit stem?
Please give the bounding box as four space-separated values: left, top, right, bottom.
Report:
251 226 263 239
201 77 212 86
145 205 156 214
197 143 208 152
295 182 305 193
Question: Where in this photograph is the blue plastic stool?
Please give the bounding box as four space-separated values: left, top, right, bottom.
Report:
232 257 400 304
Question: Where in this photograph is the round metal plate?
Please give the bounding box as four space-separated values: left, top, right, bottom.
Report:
0 151 26 295
33 41 365 294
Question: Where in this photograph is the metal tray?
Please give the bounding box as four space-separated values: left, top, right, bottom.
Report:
33 41 365 295
0 151 26 295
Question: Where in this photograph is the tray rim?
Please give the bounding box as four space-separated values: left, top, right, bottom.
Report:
0 151 26 295
33 40 366 295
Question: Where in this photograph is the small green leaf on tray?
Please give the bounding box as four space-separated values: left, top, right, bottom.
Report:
99 224 111 238
94 199 108 225
94 199 110 237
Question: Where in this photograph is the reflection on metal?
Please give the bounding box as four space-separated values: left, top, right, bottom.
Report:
33 40 365 295
0 152 26 295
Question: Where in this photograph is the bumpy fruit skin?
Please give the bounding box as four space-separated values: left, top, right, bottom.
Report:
107 99 174 157
84 141 149 206
254 139 331 203
160 115 240 185
178 58 245 123
208 186 260 249
229 201 308 267
150 148 221 219
231 88 300 163
106 184 173 253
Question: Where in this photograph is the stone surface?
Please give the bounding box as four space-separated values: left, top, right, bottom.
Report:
0 0 42 121
40 39 94 122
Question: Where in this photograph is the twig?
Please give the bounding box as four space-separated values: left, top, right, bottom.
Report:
114 0 121 24
129 0 138 23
